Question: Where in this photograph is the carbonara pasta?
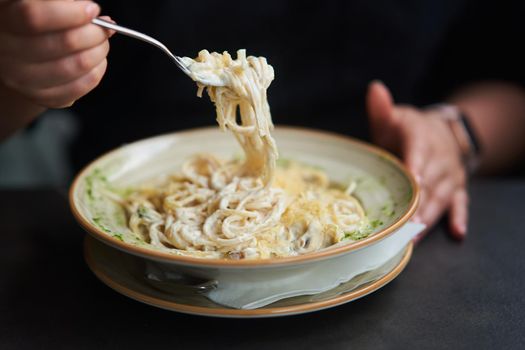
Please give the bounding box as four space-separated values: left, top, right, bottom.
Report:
122 49 368 259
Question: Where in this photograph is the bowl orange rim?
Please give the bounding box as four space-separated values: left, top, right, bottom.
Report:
69 126 420 267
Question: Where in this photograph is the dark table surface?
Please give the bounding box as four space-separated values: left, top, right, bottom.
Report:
1 180 524 350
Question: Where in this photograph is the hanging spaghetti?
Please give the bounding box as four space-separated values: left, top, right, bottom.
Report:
122 50 368 259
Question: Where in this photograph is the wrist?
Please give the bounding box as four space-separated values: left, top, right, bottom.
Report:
425 103 482 174
0 82 46 140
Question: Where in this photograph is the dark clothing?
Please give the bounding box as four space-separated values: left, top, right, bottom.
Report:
70 0 525 170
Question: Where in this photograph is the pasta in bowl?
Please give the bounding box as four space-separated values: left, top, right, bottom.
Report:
70 127 420 310
70 49 419 310
70 126 418 267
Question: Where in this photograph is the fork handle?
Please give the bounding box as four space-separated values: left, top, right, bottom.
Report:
92 18 191 75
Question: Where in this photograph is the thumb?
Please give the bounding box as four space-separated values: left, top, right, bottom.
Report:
366 80 397 137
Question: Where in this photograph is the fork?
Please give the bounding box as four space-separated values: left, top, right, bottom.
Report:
92 17 223 86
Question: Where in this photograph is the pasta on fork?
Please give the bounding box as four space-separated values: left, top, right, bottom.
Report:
122 50 369 259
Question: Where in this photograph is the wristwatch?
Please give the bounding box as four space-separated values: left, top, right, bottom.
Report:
426 103 482 174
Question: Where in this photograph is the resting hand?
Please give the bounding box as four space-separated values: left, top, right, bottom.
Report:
366 81 468 241
0 0 113 108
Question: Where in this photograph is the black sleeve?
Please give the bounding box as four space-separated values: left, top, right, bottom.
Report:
416 0 525 104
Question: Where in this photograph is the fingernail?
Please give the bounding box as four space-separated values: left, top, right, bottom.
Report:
96 16 116 36
413 232 425 244
415 174 422 185
86 3 100 17
100 15 116 24
370 79 384 87
412 215 422 223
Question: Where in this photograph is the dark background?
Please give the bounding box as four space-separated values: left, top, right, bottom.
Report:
68 0 525 172
2 3 525 347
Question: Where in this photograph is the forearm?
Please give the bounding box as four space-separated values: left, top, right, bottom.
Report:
448 81 525 174
0 83 46 141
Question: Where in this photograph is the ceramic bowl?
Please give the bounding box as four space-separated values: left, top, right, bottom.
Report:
70 127 419 308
